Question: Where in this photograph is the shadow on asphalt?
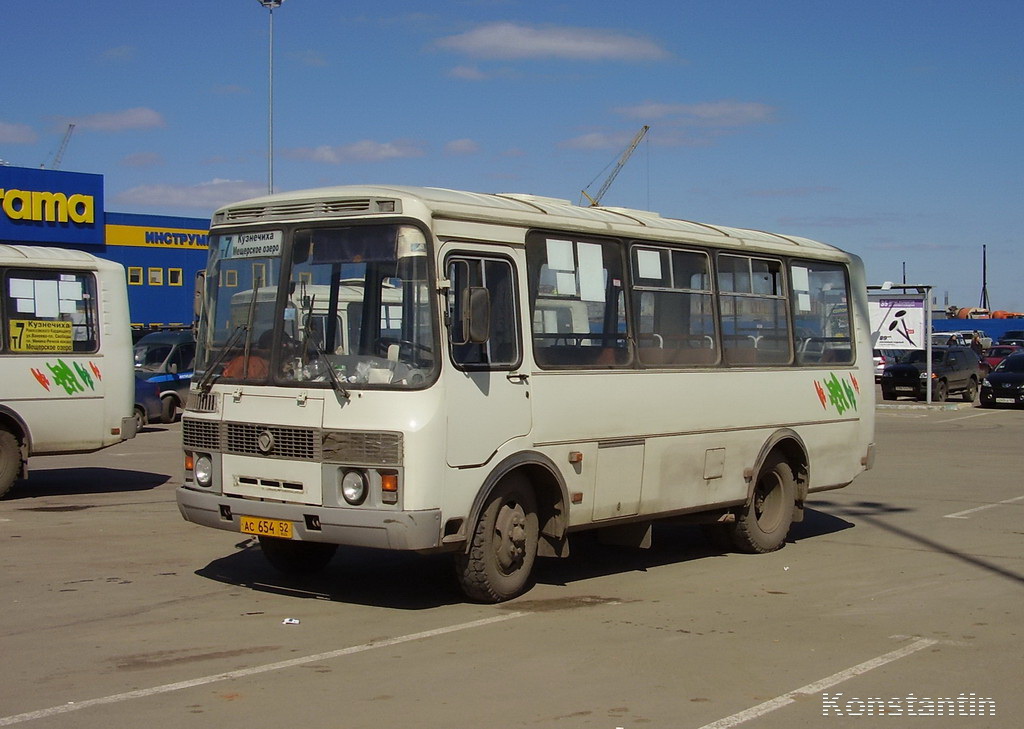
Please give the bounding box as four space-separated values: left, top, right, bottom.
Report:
194 508 856 609
814 499 1024 588
7 467 170 500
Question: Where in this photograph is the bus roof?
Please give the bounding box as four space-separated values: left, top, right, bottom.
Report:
212 184 845 257
0 244 123 272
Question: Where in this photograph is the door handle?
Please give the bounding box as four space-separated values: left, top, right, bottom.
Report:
506 372 529 383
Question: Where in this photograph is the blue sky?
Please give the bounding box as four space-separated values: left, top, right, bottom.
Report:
3 1 1022 310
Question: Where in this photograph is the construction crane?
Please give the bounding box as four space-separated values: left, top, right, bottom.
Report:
43 123 75 170
580 124 649 207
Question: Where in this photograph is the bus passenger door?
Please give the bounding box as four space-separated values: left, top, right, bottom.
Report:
444 251 532 467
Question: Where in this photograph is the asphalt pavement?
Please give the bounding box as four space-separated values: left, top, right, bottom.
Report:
1 402 1021 728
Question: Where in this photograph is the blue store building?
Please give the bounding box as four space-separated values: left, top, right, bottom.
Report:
1 164 209 329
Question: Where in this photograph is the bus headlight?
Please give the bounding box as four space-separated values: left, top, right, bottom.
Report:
341 470 368 505
194 454 214 488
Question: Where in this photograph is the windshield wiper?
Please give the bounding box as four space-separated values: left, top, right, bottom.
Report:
301 293 349 398
196 325 247 391
307 337 350 399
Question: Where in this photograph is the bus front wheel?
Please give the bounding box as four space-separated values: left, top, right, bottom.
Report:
730 454 795 554
0 429 22 499
258 536 338 575
456 475 539 603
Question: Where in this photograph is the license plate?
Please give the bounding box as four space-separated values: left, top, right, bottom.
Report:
240 516 293 539
995 397 1017 404
895 386 914 392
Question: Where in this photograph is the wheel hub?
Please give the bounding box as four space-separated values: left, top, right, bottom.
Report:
494 503 526 572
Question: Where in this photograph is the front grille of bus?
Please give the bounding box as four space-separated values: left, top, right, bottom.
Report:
322 430 403 466
226 423 320 461
181 419 402 467
182 418 221 450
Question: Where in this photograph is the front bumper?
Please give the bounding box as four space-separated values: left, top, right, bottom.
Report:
176 486 443 551
980 387 1024 407
881 381 924 398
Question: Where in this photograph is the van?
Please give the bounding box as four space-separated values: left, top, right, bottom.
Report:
133 330 195 422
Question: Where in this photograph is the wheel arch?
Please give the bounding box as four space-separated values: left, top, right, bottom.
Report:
463 451 570 558
747 429 809 517
0 406 31 450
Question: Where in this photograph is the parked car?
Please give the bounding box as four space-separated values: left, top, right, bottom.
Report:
930 332 968 347
880 345 983 402
980 352 1024 408
134 376 164 430
873 349 907 383
982 344 1022 372
134 330 195 422
997 329 1024 346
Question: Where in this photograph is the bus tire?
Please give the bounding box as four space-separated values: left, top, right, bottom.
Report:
160 395 178 424
730 453 795 554
258 536 337 575
455 474 539 603
0 429 22 499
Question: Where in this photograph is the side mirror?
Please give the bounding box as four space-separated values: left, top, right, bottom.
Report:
463 287 491 344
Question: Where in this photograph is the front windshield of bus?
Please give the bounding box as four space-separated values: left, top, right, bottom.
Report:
196 224 436 390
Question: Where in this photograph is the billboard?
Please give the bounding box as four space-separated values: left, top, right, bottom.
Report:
0 166 104 246
869 294 926 350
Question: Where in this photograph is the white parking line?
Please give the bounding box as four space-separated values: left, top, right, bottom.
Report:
0 612 525 727
944 494 1024 519
695 637 938 729
949 409 1008 421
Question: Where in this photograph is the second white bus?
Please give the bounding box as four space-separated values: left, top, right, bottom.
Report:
0 245 136 498
177 185 875 602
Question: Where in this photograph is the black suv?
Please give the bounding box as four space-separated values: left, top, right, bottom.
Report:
880 346 983 402
998 329 1024 347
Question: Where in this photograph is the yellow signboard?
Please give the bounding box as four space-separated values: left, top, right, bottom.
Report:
105 224 209 250
8 320 73 352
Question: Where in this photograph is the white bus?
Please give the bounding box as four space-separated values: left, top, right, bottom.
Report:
177 186 875 602
0 245 136 498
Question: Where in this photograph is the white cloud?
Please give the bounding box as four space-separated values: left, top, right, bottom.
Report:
449 65 488 80
436 22 670 61
444 138 480 155
113 179 266 211
616 100 775 127
285 139 426 164
561 130 641 151
0 121 37 144
73 107 166 132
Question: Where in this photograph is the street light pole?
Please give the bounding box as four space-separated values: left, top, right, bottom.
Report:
257 0 285 194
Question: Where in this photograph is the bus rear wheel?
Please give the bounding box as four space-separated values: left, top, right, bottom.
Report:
456 475 539 603
730 454 795 554
258 536 337 575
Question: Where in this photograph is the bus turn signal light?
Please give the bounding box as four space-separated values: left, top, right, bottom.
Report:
381 472 398 504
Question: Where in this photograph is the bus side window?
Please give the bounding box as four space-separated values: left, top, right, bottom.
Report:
791 261 853 366
447 256 520 369
526 234 630 368
3 269 99 354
